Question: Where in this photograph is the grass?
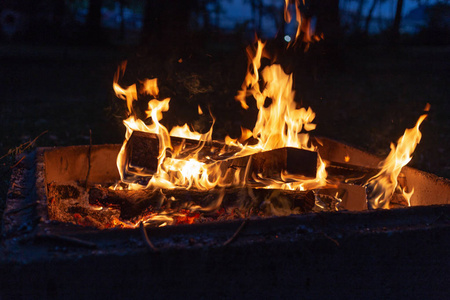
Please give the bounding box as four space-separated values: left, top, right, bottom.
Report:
0 43 449 222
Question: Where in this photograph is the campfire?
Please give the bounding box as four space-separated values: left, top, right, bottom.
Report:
44 4 434 231
3 3 449 299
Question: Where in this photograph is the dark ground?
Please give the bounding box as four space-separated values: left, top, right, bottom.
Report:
0 43 449 219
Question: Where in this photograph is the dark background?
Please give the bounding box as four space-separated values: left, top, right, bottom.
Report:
1 0 449 217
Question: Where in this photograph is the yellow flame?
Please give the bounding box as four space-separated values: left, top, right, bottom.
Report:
366 114 427 209
284 0 292 23
140 78 159 97
170 124 202 140
259 155 328 191
235 39 266 110
235 54 316 153
239 127 253 143
113 62 137 115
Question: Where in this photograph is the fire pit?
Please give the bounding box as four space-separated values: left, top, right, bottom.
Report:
2 140 449 299
34 137 450 228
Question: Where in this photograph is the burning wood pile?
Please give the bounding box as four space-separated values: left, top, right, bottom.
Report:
47 1 429 230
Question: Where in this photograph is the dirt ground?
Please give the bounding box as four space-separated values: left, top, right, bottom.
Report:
0 43 449 218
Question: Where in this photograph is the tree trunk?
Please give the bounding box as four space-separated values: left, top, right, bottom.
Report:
354 0 365 32
257 0 263 34
391 0 404 42
364 0 378 35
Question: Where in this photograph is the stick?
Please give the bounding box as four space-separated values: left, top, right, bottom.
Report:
9 156 26 169
140 222 159 252
4 202 38 215
0 130 48 161
223 218 248 246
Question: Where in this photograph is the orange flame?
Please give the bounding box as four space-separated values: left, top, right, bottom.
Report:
235 39 266 110
366 114 427 209
233 40 317 154
283 0 321 48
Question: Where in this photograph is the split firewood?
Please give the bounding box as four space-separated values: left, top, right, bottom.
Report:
123 130 380 186
125 131 242 175
325 161 380 185
124 130 318 183
88 186 315 220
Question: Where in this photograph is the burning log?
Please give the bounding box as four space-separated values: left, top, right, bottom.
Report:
88 186 315 221
124 130 381 186
325 161 380 185
124 130 318 185
217 147 318 185
125 131 242 175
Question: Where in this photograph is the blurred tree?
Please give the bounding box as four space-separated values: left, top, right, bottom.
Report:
391 0 404 42
363 0 379 35
418 2 450 45
245 0 264 34
264 1 284 36
86 0 103 42
196 0 212 31
353 0 365 32
210 0 225 28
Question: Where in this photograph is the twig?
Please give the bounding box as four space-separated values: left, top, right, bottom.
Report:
321 232 340 246
140 222 159 252
5 202 38 215
85 129 92 189
0 130 48 161
223 218 248 246
9 156 25 169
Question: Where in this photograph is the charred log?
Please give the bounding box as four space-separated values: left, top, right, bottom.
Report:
124 130 242 175
124 130 318 183
217 147 318 185
124 131 379 187
325 161 380 185
88 186 315 221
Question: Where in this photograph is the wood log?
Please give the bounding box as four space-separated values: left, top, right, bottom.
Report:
125 131 242 175
124 131 318 183
123 131 380 186
325 161 380 185
217 147 318 185
88 186 315 220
